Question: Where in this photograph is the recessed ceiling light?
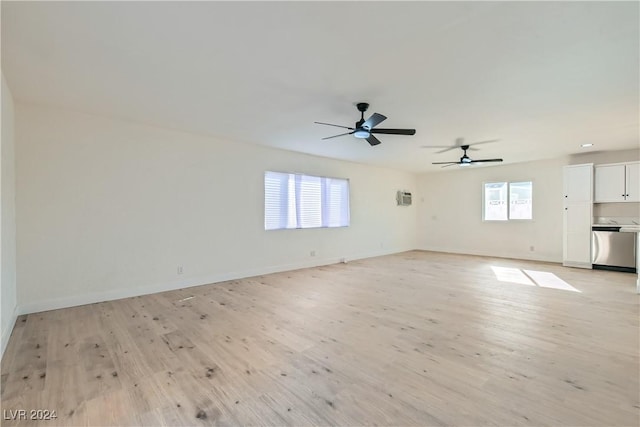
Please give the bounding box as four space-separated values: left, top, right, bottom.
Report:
580 143 594 148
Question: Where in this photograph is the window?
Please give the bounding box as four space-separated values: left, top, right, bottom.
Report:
508 181 533 220
483 181 532 221
264 171 350 230
484 182 508 221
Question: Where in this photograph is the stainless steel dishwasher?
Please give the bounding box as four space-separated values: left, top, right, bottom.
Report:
592 226 637 273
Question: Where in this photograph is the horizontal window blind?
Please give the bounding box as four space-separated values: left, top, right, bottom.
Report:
265 171 350 230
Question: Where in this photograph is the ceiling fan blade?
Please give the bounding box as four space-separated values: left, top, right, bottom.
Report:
314 122 355 130
362 113 387 130
468 139 499 147
470 158 504 163
424 139 498 153
434 146 462 154
321 131 354 140
441 163 460 168
366 134 382 146
370 128 416 135
431 161 459 165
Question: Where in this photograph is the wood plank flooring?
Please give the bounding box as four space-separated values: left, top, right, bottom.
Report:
1 251 639 426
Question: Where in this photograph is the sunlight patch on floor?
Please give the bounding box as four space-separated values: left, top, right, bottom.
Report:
490 266 581 293
523 270 580 292
490 266 535 286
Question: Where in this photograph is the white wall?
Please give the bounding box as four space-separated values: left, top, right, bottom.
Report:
1 73 18 357
416 149 640 262
417 157 565 262
15 104 418 314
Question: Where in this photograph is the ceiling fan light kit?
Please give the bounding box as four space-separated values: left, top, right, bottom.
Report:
315 102 416 147
353 129 370 139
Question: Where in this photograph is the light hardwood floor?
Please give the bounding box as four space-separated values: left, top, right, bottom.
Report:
1 251 639 426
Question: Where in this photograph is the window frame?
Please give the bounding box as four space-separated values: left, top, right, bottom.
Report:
264 170 351 231
482 180 534 222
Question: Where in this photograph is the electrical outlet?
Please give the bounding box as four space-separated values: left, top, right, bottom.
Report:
310 250 316 257
177 266 183 274
529 246 535 252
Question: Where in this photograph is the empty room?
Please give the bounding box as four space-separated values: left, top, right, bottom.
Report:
1 2 639 426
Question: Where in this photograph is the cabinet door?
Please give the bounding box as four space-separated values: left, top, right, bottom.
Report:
563 202 592 267
594 164 626 202
564 164 593 202
625 162 640 202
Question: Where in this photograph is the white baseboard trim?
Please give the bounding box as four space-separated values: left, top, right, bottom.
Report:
17 247 411 316
417 246 562 264
1 305 18 360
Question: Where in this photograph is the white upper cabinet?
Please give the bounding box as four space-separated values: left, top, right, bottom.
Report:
595 164 626 202
564 164 593 202
594 162 639 203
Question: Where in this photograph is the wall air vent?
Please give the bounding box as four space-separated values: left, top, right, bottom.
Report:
397 191 412 206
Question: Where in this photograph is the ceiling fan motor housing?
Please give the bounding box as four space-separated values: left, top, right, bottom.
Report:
460 145 471 162
356 103 369 129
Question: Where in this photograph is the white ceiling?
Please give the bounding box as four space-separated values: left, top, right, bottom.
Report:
2 1 638 173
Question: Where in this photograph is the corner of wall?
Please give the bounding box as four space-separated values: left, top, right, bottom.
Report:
1 71 18 360
0 306 17 359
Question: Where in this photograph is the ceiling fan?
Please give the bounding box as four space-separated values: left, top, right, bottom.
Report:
422 137 499 154
432 145 503 168
315 103 416 146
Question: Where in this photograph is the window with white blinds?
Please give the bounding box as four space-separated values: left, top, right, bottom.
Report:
264 171 350 230
483 181 533 221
